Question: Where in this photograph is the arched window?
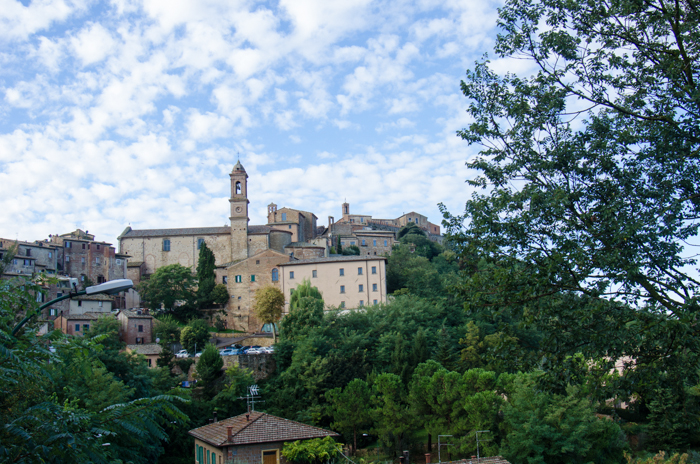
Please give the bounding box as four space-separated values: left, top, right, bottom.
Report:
271 268 279 282
235 181 242 194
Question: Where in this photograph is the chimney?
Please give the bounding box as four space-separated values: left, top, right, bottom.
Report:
213 411 218 423
245 414 250 421
208 419 213 424
227 426 233 442
425 454 431 464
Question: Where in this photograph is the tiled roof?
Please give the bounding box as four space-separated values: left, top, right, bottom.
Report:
121 227 231 238
127 261 144 267
61 312 107 320
74 293 113 301
279 255 387 267
248 225 272 235
189 411 339 447
118 309 153 319
126 343 163 355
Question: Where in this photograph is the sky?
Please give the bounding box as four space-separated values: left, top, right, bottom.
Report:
0 0 508 246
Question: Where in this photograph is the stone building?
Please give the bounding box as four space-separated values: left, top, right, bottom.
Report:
50 229 128 285
116 309 154 345
267 204 318 242
279 255 387 311
54 312 103 336
189 411 339 464
69 293 113 314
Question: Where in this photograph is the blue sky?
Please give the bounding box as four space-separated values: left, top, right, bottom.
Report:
0 0 508 245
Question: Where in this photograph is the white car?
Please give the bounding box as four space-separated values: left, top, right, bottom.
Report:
245 347 265 354
262 346 274 354
194 352 203 358
175 350 190 358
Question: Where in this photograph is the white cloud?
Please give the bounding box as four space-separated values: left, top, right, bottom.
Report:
70 22 115 66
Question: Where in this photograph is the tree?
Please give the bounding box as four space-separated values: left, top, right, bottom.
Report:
342 245 360 256
282 437 341 464
371 373 413 455
444 0 700 431
180 319 210 354
253 285 285 342
325 379 372 454
289 279 324 312
138 264 196 314
195 343 224 400
196 242 216 309
397 223 425 240
211 284 229 306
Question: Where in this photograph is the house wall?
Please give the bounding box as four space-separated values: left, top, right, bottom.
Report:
269 231 292 253
354 232 394 256
54 316 95 336
286 246 325 260
194 439 291 464
117 313 153 344
225 250 290 333
280 258 387 312
70 299 112 314
119 233 232 275
52 235 126 284
269 223 300 243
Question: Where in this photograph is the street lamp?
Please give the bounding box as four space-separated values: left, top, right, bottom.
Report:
11 278 134 336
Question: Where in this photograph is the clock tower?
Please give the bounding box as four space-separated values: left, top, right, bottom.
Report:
230 160 249 261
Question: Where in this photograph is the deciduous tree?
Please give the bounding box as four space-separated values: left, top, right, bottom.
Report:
253 285 285 342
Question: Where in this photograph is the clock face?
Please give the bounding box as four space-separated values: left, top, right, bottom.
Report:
235 206 242 213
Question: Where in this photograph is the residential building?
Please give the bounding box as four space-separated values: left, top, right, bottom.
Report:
116 309 154 345
279 255 387 312
54 312 103 336
69 293 113 314
50 229 128 285
266 204 318 243
126 343 162 368
188 411 339 464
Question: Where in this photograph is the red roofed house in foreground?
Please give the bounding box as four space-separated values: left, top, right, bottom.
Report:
188 410 340 464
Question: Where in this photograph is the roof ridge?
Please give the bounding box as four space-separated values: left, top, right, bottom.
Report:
227 411 265 442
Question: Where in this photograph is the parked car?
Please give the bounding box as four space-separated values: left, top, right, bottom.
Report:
246 347 266 354
262 346 274 354
241 345 261 354
220 348 238 356
175 350 190 358
194 352 203 358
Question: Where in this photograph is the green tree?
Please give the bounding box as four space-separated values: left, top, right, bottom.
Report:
196 242 216 308
500 373 625 463
253 285 285 342
180 318 210 354
289 279 324 312
325 379 372 454
138 263 196 314
342 245 360 256
195 343 224 400
371 373 413 455
282 437 341 464
444 0 700 435
211 283 229 306
397 222 425 240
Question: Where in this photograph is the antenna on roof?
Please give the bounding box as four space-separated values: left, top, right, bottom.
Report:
238 384 264 413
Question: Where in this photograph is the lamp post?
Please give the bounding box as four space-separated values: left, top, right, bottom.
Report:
12 279 134 336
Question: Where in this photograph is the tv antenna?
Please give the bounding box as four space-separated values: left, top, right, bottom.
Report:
239 384 264 412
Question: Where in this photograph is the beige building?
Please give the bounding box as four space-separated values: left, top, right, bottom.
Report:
69 293 113 314
279 255 387 311
266 205 318 243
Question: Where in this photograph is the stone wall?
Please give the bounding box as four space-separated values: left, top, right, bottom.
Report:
221 353 276 381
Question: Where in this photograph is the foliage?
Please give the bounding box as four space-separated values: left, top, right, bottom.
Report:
625 451 689 464
194 343 224 401
281 436 341 464
500 373 625 464
138 264 197 315
342 245 360 256
180 319 210 354
211 284 229 306
0 278 187 464
325 378 372 454
371 373 412 455
196 243 216 309
253 285 285 342
211 364 255 418
154 314 182 347
0 241 17 275
289 279 324 312
397 223 426 240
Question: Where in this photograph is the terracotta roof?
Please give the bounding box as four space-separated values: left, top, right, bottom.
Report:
248 225 272 235
60 312 107 320
279 255 387 267
121 227 231 238
189 411 339 448
126 343 163 355
74 293 113 301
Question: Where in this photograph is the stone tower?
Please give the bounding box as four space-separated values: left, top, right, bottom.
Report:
230 161 249 261
342 201 349 219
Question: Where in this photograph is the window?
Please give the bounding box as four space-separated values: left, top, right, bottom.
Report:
373 283 378 291
271 269 278 282
82 243 86 249
362 239 366 246
384 240 388 246
351 241 356 245
256 260 260 264
138 325 143 333
78 301 82 307
24 259 31 265
83 324 89 332
65 241 71 248
358 267 363 275
197 238 204 249
373 299 378 305
163 239 171 251
116 258 121 265
223 276 228 284
235 181 242 194
340 285 345 293
81 257 85 264
75 324 80 332
26 248 31 256
80 275 85 281
96 244 100 250
359 300 364 307
409 217 412 222
148 359 152 367
57 292 63 298
289 271 294 279
361 217 364 223
339 268 344 276
49 251 52 258
65 256 70 262
281 212 287 221
49 308 57 316
359 284 364 292
288 224 292 229
235 275 242 283
98 301 103 307
13 259 17 265
312 270 317 278
251 275 256 282
372 266 377 274
373 239 377 246
340 301 345 308
290 289 294 295
95 257 100 265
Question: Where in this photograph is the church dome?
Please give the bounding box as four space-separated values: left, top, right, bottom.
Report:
233 160 245 172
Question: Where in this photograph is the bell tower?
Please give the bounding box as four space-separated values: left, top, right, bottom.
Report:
230 160 249 261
